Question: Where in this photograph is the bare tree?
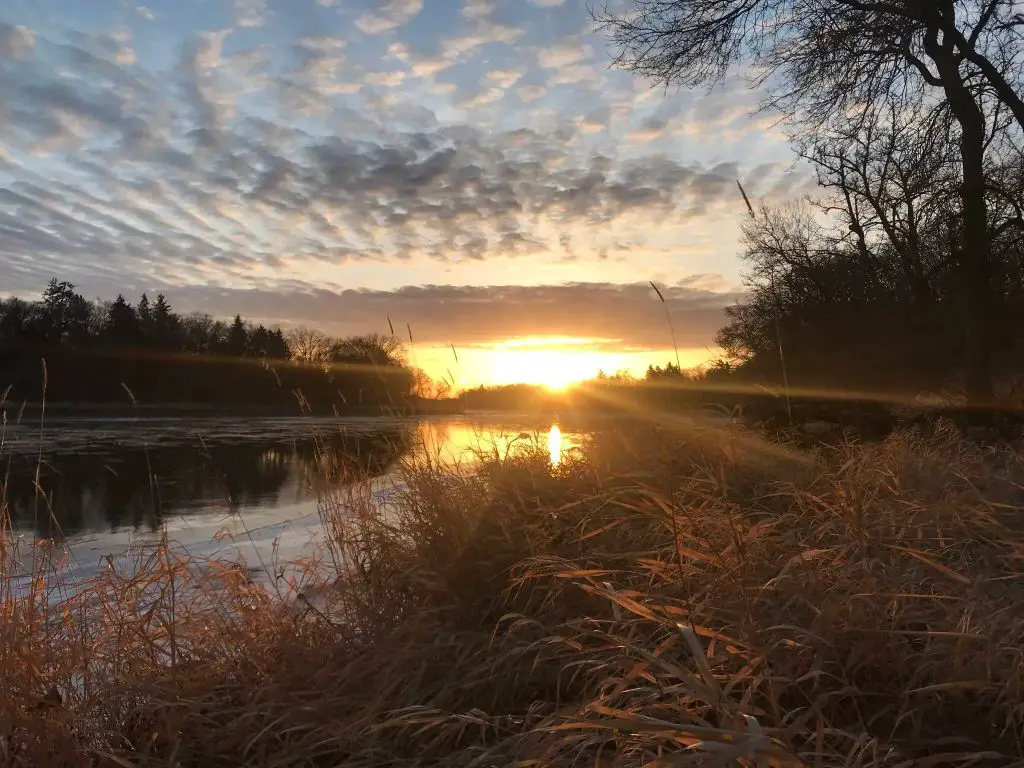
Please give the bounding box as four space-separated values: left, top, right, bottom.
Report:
180 312 221 354
285 326 332 364
0 298 36 343
410 368 451 399
717 199 949 389
798 96 960 303
86 300 111 340
330 334 405 367
598 0 1024 403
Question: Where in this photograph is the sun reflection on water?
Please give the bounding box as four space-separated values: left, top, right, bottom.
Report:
415 420 572 468
547 424 562 467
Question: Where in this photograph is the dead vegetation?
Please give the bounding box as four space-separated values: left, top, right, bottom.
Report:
2 420 1024 766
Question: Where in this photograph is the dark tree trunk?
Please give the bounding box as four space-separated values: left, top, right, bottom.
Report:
926 3 995 406
957 112 995 406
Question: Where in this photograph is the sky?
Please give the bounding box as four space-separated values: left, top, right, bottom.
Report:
0 0 816 388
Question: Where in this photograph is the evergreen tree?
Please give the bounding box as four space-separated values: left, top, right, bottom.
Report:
137 294 152 342
0 281 417 412
226 314 248 356
152 294 179 349
248 324 270 356
105 295 140 347
267 328 288 359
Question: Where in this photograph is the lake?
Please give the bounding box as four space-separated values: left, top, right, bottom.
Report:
0 414 580 588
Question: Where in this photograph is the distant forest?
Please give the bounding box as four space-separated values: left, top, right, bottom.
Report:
0 280 414 413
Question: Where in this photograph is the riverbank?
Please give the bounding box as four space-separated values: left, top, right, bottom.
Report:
2 420 1023 766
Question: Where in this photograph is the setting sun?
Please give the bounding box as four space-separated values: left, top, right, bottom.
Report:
488 347 622 390
413 337 712 390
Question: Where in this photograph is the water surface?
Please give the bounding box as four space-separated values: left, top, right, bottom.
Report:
0 415 578 585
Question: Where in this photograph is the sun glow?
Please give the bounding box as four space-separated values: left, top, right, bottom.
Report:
415 338 713 390
487 345 626 390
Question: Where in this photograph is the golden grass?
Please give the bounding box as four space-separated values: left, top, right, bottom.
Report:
2 419 1024 766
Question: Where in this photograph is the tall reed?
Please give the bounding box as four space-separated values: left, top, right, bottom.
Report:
0 417 1022 766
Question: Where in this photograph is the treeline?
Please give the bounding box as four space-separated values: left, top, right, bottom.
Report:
601 0 1024 410
0 280 414 413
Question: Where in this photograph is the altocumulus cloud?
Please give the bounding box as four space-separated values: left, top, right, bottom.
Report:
0 0 813 346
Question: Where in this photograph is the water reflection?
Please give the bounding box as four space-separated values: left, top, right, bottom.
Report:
548 424 562 467
0 417 579 543
1 422 413 540
417 420 572 466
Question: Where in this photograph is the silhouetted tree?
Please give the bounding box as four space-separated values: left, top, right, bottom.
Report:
0 281 415 412
105 295 141 347
267 328 288 359
86 300 109 339
645 362 683 381
0 298 35 344
286 327 331 363
248 324 269 357
715 187 1024 395
225 315 248 357
151 294 179 350
330 334 404 366
179 312 221 354
598 0 1024 403
410 368 451 399
41 279 90 344
137 293 152 336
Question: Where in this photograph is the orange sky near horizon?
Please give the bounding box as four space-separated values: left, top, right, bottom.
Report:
414 337 719 391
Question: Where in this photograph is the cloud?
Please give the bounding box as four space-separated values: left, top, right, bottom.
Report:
177 29 237 147
438 4 524 63
410 57 451 77
486 68 522 88
579 106 609 133
1 19 788 282
0 0 809 338
461 0 494 19
0 22 35 59
526 0 566 5
193 28 232 69
517 84 546 102
355 0 423 34
458 86 504 108
233 0 268 28
537 41 590 69
548 63 600 86
122 281 742 349
628 114 669 142
367 70 406 87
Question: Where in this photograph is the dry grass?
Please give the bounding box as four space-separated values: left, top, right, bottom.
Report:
2 419 1024 766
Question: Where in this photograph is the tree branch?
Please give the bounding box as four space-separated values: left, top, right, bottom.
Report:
942 22 1024 131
